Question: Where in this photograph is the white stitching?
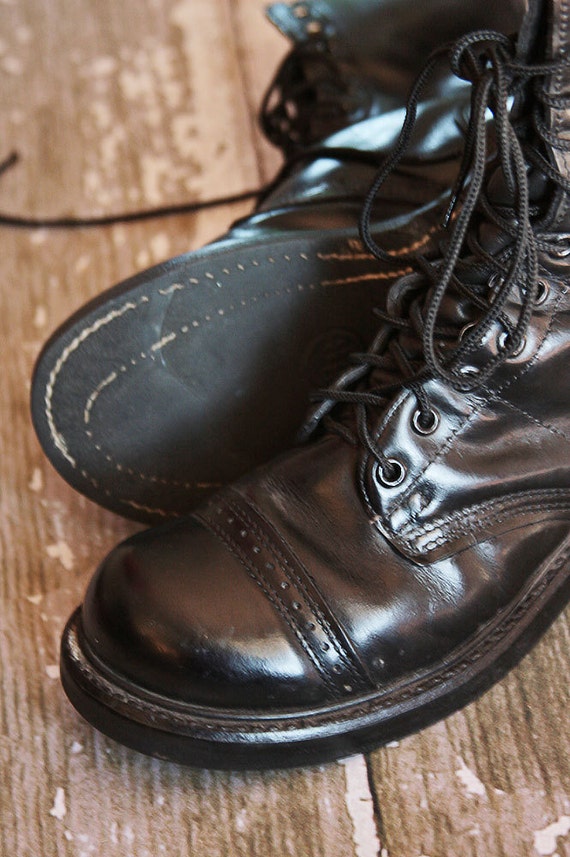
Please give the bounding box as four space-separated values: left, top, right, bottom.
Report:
43 235 436 501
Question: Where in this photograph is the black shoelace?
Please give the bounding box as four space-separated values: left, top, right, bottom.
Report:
0 35 380 231
306 30 570 482
0 150 265 230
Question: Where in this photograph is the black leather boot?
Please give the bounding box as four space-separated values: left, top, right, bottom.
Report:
31 0 524 523
60 0 570 770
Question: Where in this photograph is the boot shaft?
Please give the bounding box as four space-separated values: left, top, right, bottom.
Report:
517 0 570 225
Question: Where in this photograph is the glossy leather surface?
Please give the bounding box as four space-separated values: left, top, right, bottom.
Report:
31 1 527 525
265 0 526 149
78 1 570 722
254 0 526 229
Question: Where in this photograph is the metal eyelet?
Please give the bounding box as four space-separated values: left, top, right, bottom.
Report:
375 458 406 488
535 278 550 305
497 331 526 357
412 408 440 435
459 364 480 375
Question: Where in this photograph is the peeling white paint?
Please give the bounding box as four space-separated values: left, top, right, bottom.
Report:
75 254 91 274
26 592 43 605
123 824 135 845
70 741 83 754
100 127 127 171
10 108 25 124
90 100 113 131
15 26 32 44
534 816 570 856
45 664 60 680
455 755 487 798
46 541 75 571
29 229 47 245
140 153 174 205
29 467 44 492
136 249 151 268
86 55 118 77
150 232 170 261
33 306 47 328
120 62 154 102
341 755 382 857
171 114 197 159
2 56 24 75
112 225 126 247
234 808 247 832
49 787 66 820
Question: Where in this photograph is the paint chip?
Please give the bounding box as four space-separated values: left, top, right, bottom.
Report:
29 229 48 246
46 541 75 571
2 56 24 75
455 756 487 797
29 467 43 492
33 306 48 328
534 816 570 856
49 787 66 820
150 232 170 261
46 664 60 680
75 254 91 274
26 593 43 605
341 755 382 857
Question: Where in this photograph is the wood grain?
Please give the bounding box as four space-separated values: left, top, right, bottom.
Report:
0 1 568 856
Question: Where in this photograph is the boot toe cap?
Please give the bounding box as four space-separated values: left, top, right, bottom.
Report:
81 516 331 710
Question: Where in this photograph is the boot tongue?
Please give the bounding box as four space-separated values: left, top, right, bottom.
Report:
477 162 552 252
513 0 570 227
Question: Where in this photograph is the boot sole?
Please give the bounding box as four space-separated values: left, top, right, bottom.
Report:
59 530 570 770
31 224 434 523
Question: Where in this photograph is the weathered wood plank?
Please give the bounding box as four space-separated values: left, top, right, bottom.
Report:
0 1 367 855
0 0 568 856
367 618 570 857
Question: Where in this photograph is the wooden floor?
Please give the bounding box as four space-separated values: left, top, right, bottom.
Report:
0 1 569 855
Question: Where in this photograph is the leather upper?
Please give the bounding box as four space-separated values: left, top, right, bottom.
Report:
81 250 570 710
264 0 525 149
79 4 570 715
250 0 526 233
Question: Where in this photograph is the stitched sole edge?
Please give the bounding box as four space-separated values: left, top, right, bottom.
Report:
60 532 570 770
31 227 424 523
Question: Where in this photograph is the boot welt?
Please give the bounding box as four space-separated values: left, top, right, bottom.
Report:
60 533 570 770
